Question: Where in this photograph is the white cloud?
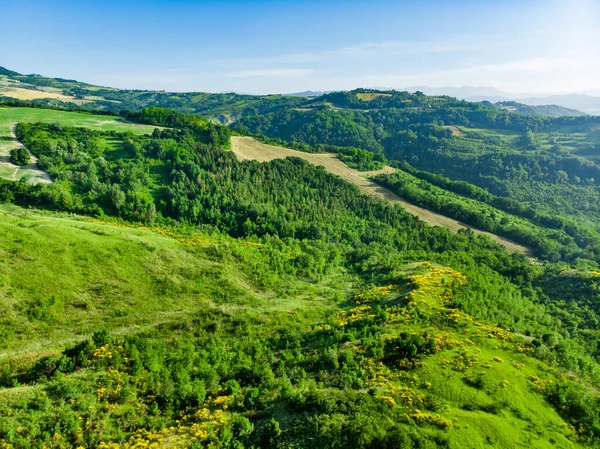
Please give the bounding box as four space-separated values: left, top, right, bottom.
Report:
337 40 476 55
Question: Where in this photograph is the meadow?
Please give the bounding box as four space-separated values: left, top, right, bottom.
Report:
0 204 338 357
0 107 159 136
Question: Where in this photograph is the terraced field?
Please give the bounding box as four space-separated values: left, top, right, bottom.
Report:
231 136 530 255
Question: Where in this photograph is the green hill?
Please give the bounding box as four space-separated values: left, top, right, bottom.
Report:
0 106 162 184
233 90 600 235
0 69 305 121
1 105 600 447
0 67 21 77
0 204 593 449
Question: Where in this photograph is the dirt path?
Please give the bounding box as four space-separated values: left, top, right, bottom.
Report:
0 125 52 184
231 136 530 256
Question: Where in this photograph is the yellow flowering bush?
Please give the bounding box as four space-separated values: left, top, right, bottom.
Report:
354 284 399 304
410 410 453 430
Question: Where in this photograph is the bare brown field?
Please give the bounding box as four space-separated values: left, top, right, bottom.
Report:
231 136 530 255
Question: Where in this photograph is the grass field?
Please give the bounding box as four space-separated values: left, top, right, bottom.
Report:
0 204 340 358
0 107 160 184
356 92 392 101
231 136 530 255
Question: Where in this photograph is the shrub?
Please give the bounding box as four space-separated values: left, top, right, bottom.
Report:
9 147 30 166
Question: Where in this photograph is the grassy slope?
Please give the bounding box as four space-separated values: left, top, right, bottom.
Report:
373 266 578 448
0 204 340 357
0 206 585 447
0 107 158 136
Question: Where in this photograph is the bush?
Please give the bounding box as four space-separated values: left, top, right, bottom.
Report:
9 147 30 166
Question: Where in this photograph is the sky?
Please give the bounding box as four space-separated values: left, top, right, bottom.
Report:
1 0 599 94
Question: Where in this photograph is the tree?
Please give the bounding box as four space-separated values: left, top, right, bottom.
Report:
144 203 157 223
9 147 30 166
110 184 126 213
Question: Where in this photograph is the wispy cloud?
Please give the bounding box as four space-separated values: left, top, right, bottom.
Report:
214 38 475 68
365 57 569 82
226 68 315 78
336 40 476 55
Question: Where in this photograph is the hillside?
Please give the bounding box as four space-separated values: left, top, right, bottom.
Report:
0 106 161 184
0 203 594 449
401 86 600 115
0 67 304 122
233 90 600 237
1 67 592 122
2 104 600 447
231 136 530 255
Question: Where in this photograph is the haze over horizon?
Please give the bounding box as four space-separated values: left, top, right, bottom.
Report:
2 0 600 95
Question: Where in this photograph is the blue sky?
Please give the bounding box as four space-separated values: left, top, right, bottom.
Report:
1 0 599 94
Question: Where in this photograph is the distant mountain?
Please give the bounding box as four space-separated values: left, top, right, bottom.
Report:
0 65 597 118
582 89 600 96
518 94 600 115
404 85 509 99
285 90 334 97
401 85 600 115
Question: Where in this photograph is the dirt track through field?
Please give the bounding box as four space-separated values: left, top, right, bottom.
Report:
231 136 530 256
0 125 52 184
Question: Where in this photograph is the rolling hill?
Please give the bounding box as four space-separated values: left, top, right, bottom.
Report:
401 85 600 115
0 106 160 184
2 77 600 447
233 89 600 239
492 101 587 117
0 66 305 122
0 203 594 449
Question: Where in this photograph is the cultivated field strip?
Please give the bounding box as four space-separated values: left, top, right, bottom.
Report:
231 136 530 255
